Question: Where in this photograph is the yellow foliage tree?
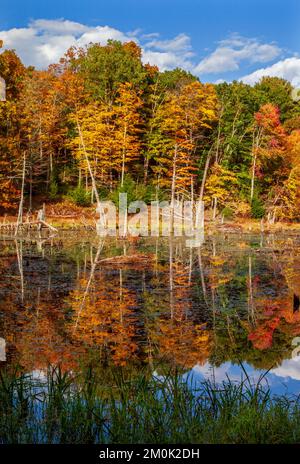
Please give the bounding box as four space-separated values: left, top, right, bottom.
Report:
279 130 300 219
68 102 118 192
114 82 143 186
204 163 238 219
154 81 218 203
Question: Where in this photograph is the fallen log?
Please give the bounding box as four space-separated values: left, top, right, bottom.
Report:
47 214 78 218
97 253 155 265
0 220 58 234
216 224 243 232
38 220 58 232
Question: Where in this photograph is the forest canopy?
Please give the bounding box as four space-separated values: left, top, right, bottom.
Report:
1 39 300 221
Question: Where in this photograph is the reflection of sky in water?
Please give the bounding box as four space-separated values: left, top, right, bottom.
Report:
186 356 300 396
3 233 300 396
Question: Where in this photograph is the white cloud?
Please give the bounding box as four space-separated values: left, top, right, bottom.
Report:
0 19 136 68
191 362 269 385
0 19 194 72
195 34 281 75
30 19 89 35
77 26 132 46
271 356 300 381
0 21 296 85
140 32 160 40
241 56 300 87
142 49 191 71
144 33 192 53
192 362 240 383
141 33 194 71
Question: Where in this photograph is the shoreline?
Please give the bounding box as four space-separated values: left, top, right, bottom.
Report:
1 201 300 234
1 215 300 234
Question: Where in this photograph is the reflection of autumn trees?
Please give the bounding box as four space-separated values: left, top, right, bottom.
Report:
4 235 300 376
207 244 235 290
65 238 213 370
14 303 84 371
68 271 138 366
245 251 300 351
156 318 210 368
206 241 300 368
1 238 214 372
142 251 211 369
0 243 80 371
0 295 83 371
158 260 210 368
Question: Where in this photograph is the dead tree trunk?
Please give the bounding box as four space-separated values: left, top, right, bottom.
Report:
15 153 26 236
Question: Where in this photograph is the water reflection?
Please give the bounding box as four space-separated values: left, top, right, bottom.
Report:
1 232 300 393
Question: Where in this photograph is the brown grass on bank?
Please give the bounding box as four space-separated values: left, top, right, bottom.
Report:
1 200 300 233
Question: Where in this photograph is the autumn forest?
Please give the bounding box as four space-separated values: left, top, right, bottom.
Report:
0 39 300 222
3 33 300 446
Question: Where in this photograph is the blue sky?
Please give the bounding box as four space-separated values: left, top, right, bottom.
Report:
1 0 299 85
191 359 300 396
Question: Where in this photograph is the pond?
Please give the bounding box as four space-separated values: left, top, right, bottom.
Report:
1 231 300 395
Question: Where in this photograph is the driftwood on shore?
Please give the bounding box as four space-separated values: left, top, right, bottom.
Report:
97 253 155 265
0 219 58 236
216 223 243 232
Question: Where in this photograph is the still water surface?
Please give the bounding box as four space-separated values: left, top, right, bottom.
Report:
1 231 300 395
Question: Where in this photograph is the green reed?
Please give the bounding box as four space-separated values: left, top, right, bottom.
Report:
0 364 300 444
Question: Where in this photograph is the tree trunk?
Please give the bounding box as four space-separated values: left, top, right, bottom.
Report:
212 196 218 221
199 148 212 203
250 128 262 202
76 116 100 207
250 151 257 202
169 238 174 319
121 125 127 188
15 153 26 236
170 144 177 233
144 155 149 184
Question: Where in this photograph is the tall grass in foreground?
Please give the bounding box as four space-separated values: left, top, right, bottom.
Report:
1 365 300 444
